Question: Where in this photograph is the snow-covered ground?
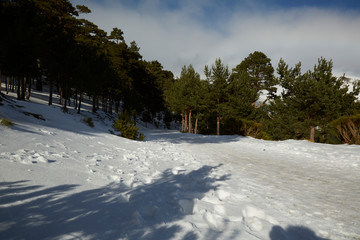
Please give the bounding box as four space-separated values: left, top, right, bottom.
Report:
1 88 360 240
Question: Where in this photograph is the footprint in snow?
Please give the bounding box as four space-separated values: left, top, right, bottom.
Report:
38 128 56 136
215 189 231 201
241 205 278 232
203 211 226 231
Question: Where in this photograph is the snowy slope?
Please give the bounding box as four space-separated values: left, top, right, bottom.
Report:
1 90 360 240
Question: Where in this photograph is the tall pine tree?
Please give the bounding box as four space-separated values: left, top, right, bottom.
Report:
205 58 230 135
268 57 359 142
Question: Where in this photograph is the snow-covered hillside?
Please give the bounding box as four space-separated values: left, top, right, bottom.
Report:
1 90 359 240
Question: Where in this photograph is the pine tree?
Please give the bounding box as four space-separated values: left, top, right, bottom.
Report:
168 65 202 133
268 57 359 142
226 69 258 120
232 51 276 106
205 58 230 135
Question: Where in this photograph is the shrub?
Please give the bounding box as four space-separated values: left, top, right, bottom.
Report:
257 131 271 140
113 110 145 141
82 117 94 128
223 118 270 139
1 118 14 127
329 114 360 144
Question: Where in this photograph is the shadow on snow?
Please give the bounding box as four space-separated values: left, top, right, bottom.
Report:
270 225 330 240
2 91 244 144
1 92 111 137
144 130 244 145
0 164 233 240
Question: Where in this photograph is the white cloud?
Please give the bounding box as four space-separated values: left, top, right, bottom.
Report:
72 0 360 79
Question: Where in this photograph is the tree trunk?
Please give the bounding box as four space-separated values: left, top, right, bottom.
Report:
63 98 68 111
74 91 78 109
6 76 9 94
194 116 198 134
102 97 107 113
21 77 26 100
216 98 220 136
48 77 53 105
17 76 21 100
115 100 119 114
36 76 42 91
217 114 220 136
10 76 14 92
25 77 31 100
181 113 185 132
184 111 188 133
188 109 192 133
77 93 82 114
59 86 63 105
310 125 315 142
0 68 2 94
92 95 97 113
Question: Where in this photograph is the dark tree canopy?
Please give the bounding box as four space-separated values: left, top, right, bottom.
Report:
233 51 277 102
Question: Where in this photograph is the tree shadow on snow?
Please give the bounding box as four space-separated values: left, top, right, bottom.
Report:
270 225 330 240
0 164 232 240
144 130 244 144
1 92 107 136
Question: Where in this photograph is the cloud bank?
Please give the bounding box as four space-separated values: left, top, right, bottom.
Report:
72 0 360 78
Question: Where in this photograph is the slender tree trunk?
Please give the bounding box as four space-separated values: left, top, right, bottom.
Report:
216 98 220 135
77 93 82 114
310 125 315 142
16 76 21 100
63 98 68 111
92 95 97 113
36 75 42 91
188 109 192 133
6 76 9 94
115 100 119 114
48 77 53 105
59 86 63 105
194 116 198 134
25 77 31 100
11 76 15 92
22 77 26 100
102 97 107 113
0 68 2 94
74 91 78 109
181 113 185 132
184 111 188 133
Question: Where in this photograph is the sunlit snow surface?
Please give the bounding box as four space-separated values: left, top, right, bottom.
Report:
1 89 360 240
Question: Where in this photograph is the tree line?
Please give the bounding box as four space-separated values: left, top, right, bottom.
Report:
167 52 360 144
1 0 359 144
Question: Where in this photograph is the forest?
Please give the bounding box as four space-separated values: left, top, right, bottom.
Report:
1 0 360 144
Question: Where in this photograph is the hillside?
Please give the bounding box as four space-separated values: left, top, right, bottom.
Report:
0 90 360 240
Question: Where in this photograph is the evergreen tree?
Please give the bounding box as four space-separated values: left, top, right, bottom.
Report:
226 69 258 120
233 51 276 106
0 0 39 100
168 65 202 133
205 58 230 135
267 57 359 142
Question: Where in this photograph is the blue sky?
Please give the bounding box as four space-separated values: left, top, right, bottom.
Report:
71 0 360 78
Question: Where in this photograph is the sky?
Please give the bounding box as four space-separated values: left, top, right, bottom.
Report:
70 0 360 79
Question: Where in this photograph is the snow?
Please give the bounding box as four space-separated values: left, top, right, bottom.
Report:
1 88 360 240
